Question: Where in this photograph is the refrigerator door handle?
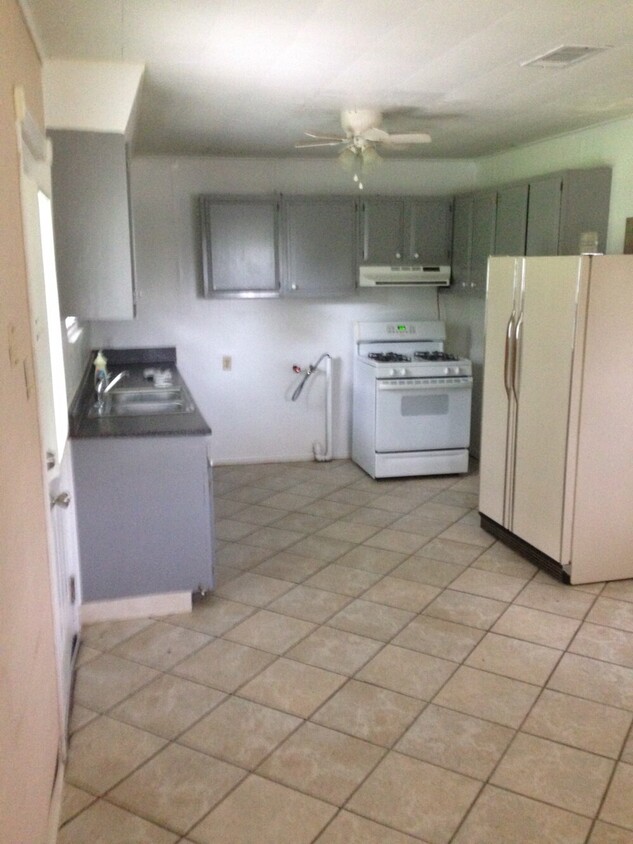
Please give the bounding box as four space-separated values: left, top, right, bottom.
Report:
513 311 524 400
504 311 516 397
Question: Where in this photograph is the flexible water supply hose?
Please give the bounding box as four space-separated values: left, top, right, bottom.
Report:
291 353 333 461
291 353 330 402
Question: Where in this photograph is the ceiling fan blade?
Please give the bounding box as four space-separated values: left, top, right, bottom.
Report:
304 131 346 141
361 127 390 142
382 132 432 144
295 140 347 148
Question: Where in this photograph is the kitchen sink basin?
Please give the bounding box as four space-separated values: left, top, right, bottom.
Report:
88 386 196 417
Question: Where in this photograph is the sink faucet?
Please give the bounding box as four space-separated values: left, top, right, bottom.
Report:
95 369 128 411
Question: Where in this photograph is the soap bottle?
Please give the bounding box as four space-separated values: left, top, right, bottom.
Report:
93 350 108 391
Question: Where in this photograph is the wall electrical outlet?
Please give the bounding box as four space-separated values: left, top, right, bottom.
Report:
222 355 232 371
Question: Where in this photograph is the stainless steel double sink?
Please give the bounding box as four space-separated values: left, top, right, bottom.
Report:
88 385 195 417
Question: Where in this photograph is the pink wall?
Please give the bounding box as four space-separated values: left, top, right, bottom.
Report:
0 1 62 839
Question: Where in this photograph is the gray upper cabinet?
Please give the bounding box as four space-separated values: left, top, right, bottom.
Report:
451 166 612 296
410 198 453 264
50 130 136 321
470 192 497 293
282 196 358 297
525 168 612 256
555 167 612 255
450 192 496 294
451 195 473 289
360 198 405 263
360 197 453 264
494 183 529 256
525 175 563 256
200 195 280 297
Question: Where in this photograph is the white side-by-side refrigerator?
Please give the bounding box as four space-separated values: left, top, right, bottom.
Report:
479 255 633 584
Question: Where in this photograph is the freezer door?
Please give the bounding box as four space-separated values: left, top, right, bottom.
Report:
479 257 521 526
511 256 583 561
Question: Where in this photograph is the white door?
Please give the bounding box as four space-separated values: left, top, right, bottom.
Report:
16 90 80 741
479 256 521 526
511 256 583 560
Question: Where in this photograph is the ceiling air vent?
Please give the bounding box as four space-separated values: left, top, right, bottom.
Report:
521 45 610 68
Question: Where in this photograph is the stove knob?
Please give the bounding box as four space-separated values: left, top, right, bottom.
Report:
389 368 396 377
444 366 460 375
399 368 408 376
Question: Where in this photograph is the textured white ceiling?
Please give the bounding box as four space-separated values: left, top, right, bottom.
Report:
23 0 633 157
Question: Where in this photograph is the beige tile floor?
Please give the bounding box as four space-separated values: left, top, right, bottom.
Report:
59 460 633 844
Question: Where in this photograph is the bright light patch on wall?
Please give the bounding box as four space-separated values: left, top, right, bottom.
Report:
38 190 68 459
65 316 83 344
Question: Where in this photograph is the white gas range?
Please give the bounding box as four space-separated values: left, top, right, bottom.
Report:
351 320 473 478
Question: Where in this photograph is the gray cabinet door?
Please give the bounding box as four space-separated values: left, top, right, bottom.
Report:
282 197 357 297
451 194 473 290
559 168 612 255
50 130 135 320
200 196 279 296
526 176 563 255
470 192 497 293
409 198 453 264
494 184 528 256
360 199 405 263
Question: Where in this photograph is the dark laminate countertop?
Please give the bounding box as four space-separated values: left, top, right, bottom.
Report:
70 347 212 439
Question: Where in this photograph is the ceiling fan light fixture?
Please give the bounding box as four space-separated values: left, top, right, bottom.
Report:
338 147 359 170
362 145 381 166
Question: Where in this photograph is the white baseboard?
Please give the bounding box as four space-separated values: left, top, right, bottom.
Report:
80 591 192 625
212 453 346 466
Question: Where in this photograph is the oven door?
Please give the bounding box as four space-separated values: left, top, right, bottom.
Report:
375 377 472 452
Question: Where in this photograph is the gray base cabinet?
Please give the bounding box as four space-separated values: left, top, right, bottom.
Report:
50 130 136 321
73 436 214 602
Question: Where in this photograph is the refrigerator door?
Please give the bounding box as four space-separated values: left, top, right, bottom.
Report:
479 256 521 527
511 256 583 561
570 256 633 582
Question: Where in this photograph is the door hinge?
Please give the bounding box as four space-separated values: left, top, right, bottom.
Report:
69 576 77 605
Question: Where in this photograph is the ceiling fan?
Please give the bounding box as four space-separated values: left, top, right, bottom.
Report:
296 109 431 188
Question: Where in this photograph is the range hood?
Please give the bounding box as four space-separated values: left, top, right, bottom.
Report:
359 264 451 287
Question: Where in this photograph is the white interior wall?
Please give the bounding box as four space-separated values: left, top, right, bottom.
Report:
90 155 475 463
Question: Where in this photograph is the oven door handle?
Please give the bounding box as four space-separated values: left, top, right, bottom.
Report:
504 310 516 398
377 378 473 391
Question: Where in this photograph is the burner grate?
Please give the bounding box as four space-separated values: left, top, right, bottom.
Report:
414 351 459 362
368 352 412 363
